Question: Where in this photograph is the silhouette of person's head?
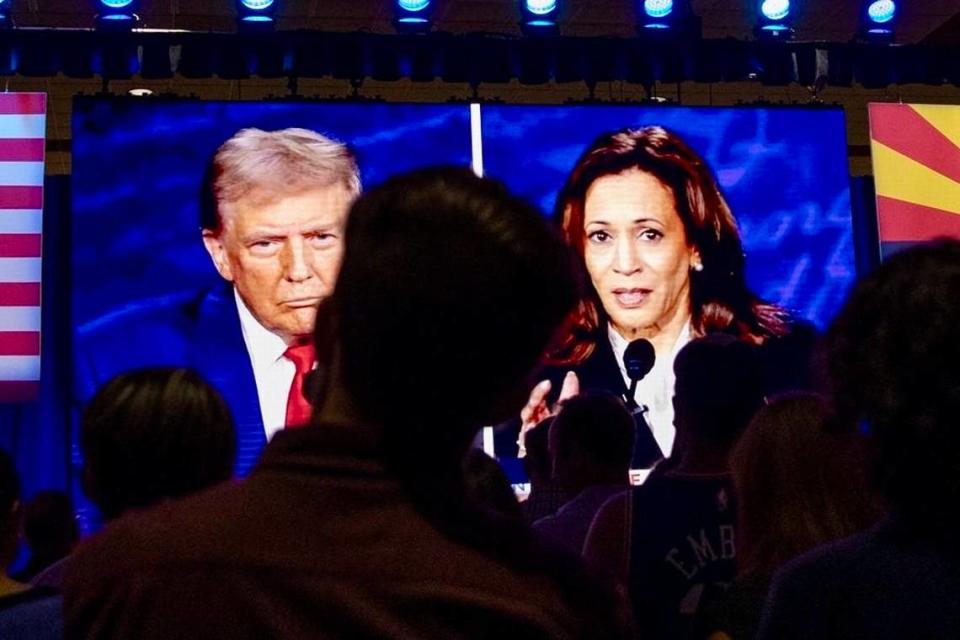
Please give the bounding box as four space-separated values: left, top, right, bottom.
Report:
313 167 579 465
549 393 635 495
731 392 880 575
827 240 960 535
81 368 237 521
671 333 765 460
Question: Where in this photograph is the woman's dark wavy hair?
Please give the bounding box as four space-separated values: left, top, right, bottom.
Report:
317 167 628 637
552 126 787 364
826 240 960 536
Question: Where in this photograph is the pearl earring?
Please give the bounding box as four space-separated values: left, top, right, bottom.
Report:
692 261 704 272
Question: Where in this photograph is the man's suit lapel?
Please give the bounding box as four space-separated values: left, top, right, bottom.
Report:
190 286 266 477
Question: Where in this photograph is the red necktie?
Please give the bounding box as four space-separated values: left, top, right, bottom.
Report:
284 342 316 428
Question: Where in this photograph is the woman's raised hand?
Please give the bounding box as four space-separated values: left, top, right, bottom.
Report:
516 371 580 457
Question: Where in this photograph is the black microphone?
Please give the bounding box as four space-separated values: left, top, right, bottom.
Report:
622 338 662 470
623 339 656 408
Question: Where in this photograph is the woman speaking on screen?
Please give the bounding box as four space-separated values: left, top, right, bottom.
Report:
519 126 789 459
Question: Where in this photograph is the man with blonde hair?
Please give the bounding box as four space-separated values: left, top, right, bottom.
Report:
76 128 360 475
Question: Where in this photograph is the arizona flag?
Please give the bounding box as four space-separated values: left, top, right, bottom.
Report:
0 93 45 402
869 103 960 257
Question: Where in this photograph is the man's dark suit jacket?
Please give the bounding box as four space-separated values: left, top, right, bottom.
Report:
74 285 266 476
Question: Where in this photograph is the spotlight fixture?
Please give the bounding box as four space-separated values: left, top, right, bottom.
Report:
93 0 141 30
394 0 434 34
635 0 700 37
755 0 795 40
236 0 277 30
860 0 898 42
639 0 673 30
520 0 561 36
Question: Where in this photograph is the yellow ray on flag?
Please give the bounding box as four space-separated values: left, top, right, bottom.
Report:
909 104 960 148
871 140 960 216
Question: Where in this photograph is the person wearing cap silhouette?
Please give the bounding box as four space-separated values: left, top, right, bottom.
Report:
75 128 360 476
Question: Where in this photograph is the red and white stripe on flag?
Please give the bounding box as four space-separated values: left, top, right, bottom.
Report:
0 93 45 402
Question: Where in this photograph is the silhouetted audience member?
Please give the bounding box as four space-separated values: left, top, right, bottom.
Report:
521 416 568 523
1 369 237 639
584 334 764 640
80 367 237 523
65 167 632 639
462 448 524 522
758 241 960 639
0 451 25 600
697 393 881 640
13 491 78 587
533 393 633 553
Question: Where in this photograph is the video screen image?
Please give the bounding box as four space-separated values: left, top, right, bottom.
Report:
72 99 854 479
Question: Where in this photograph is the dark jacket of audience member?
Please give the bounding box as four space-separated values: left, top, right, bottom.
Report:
15 491 78 588
65 167 632 639
0 452 63 640
697 393 881 640
1 370 237 639
462 448 524 522
0 451 25 600
758 241 960 639
533 393 633 553
584 334 764 640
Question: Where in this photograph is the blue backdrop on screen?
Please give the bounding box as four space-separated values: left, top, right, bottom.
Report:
72 99 473 326
480 105 855 328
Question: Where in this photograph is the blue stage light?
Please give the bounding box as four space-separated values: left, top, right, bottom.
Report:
760 0 790 21
93 0 140 29
399 0 430 11
520 0 560 35
644 0 674 19
860 0 898 41
239 0 275 9
526 0 557 15
636 0 698 36
867 0 896 23
394 0 433 32
755 0 794 39
235 0 277 30
0 0 10 29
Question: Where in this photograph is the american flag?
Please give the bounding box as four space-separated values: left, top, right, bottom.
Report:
0 93 45 403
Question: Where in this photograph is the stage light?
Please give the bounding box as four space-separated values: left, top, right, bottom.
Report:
93 0 140 30
235 0 277 30
635 0 698 35
755 0 795 40
520 0 560 36
861 0 898 42
394 0 434 34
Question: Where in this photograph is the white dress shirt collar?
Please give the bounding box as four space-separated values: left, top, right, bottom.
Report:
234 288 294 441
